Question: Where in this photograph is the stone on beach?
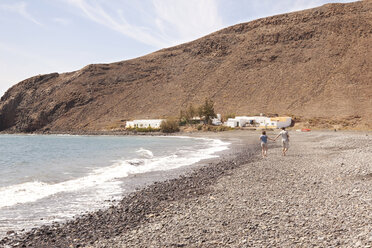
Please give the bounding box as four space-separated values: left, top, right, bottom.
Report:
1 131 371 247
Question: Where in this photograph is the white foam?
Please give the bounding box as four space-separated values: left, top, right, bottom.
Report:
0 137 230 209
136 148 154 158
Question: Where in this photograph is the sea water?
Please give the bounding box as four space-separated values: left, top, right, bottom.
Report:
0 134 229 237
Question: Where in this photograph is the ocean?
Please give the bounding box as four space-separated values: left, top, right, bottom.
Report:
0 134 229 237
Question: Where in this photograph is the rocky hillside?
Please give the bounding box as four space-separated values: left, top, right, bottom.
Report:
0 0 371 132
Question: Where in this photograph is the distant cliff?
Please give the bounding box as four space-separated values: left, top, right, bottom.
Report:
0 0 371 132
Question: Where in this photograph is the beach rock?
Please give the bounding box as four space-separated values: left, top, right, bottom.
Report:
1 131 372 247
1 1 372 133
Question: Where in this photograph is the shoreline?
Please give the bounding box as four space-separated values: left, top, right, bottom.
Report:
1 126 371 137
0 135 229 235
0 131 258 247
1 130 371 247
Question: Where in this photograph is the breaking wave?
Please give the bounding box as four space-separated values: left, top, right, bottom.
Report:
0 137 229 208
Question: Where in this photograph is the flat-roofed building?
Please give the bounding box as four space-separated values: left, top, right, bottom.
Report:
224 116 292 129
125 119 163 129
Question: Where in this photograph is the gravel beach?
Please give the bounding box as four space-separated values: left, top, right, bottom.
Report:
1 130 371 247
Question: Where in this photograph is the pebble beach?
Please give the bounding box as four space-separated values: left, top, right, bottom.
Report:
1 130 371 247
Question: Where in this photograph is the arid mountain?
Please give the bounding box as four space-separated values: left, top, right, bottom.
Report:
0 0 371 132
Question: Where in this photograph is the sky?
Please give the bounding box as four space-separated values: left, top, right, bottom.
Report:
0 0 358 96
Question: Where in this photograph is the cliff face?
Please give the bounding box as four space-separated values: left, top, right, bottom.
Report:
1 0 371 132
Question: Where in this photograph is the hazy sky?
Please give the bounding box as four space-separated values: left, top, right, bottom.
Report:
0 0 357 96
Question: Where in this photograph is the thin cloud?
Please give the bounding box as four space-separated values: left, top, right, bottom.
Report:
0 42 58 96
53 17 72 26
0 2 42 26
0 41 69 71
152 0 223 44
65 0 169 47
65 0 223 48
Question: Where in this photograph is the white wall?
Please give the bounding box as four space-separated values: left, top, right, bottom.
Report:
125 121 135 128
225 118 239 127
224 116 292 129
126 119 163 128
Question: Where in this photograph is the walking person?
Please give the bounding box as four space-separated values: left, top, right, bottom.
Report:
259 131 274 157
274 127 290 156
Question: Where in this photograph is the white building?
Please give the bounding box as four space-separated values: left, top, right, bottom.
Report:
211 114 222 126
224 116 292 129
225 118 239 127
125 121 135 128
267 117 292 129
125 119 164 129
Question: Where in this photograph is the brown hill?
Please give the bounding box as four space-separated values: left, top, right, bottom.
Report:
0 0 371 132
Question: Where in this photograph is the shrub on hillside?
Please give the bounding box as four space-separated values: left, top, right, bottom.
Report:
197 125 232 132
126 127 160 132
136 127 160 132
196 124 203 131
160 119 180 133
180 104 197 125
216 125 231 131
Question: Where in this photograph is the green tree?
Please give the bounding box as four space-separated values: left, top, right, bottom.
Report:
200 98 216 125
160 118 180 133
185 104 196 124
197 105 204 120
179 110 186 124
180 104 197 124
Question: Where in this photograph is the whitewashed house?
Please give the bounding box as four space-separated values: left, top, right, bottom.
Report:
225 118 239 127
224 116 292 129
125 121 135 128
225 116 260 128
125 119 163 129
266 117 292 129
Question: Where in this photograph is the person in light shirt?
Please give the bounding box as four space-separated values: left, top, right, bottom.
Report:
274 127 290 156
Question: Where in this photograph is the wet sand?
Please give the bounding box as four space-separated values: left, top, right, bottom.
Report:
1 130 372 247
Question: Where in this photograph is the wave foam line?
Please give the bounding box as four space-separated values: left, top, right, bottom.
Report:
0 137 229 208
